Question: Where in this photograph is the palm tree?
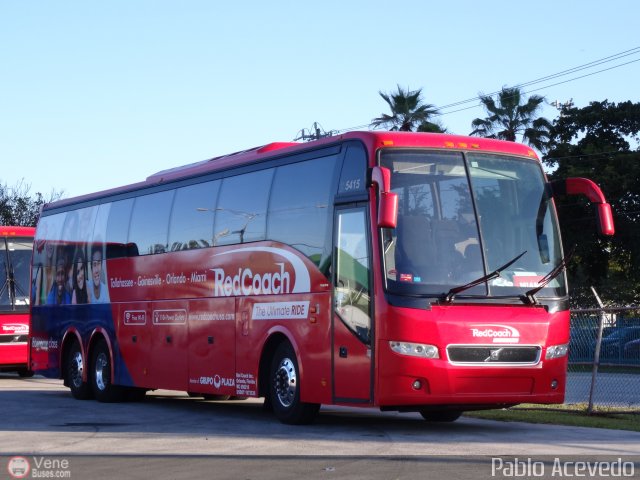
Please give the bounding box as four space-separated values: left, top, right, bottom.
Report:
371 85 440 132
470 86 552 151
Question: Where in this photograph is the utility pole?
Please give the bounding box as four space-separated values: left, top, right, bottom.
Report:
294 122 335 142
550 99 574 116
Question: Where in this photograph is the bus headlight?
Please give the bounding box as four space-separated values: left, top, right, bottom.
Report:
389 341 439 359
546 344 569 359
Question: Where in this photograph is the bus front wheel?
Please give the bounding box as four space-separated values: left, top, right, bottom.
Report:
269 342 319 425
90 339 124 403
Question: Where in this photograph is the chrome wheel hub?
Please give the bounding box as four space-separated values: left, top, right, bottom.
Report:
274 357 296 408
95 352 108 391
70 351 84 388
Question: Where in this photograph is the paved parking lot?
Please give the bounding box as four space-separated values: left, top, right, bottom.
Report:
1 374 639 479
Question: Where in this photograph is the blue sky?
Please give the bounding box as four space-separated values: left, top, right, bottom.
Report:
1 1 639 199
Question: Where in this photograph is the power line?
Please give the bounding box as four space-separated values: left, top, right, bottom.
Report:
434 58 640 116
323 46 640 136
437 46 640 111
433 57 640 118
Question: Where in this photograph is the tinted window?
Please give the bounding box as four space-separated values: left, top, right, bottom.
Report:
214 169 273 246
1 236 34 310
105 199 134 259
31 213 66 306
338 144 367 195
268 156 337 269
168 180 221 251
335 208 371 344
128 190 175 255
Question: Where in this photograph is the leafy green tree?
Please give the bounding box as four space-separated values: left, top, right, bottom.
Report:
545 100 640 305
417 120 447 134
0 180 62 227
470 86 552 151
371 85 442 132
544 100 640 168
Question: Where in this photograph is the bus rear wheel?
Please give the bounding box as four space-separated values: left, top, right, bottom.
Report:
90 339 124 402
269 342 319 425
419 410 462 422
66 340 92 400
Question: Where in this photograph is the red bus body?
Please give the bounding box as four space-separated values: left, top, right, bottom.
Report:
1 226 35 376
29 132 613 423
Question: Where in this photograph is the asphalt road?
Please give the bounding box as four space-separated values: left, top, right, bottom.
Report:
1 374 639 479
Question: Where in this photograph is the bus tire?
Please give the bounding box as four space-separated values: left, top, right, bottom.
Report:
90 339 124 403
419 410 462 422
66 340 93 400
125 387 148 402
17 368 34 378
269 342 320 425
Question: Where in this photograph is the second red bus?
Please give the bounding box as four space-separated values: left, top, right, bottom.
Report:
1 226 35 377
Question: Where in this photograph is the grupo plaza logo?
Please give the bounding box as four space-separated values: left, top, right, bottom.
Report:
470 324 521 343
7 456 30 479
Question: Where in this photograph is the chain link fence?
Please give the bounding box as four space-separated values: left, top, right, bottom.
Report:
567 307 640 412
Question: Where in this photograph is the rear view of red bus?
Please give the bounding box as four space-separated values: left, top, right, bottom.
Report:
28 132 613 424
1 226 35 377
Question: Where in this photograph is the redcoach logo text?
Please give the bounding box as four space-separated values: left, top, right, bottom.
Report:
212 245 311 296
2 324 28 334
471 325 520 343
212 263 291 297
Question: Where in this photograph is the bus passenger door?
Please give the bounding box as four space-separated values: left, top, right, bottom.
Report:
187 298 236 396
332 206 373 403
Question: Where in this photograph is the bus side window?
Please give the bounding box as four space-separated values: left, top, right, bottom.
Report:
335 208 371 345
105 199 134 259
338 144 367 195
268 155 337 272
128 190 175 255
214 169 273 246
168 180 221 251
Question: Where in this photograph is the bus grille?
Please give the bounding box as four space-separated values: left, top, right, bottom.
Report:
0 334 28 344
447 345 541 365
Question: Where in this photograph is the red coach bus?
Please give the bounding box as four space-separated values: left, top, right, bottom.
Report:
1 226 35 377
29 131 614 424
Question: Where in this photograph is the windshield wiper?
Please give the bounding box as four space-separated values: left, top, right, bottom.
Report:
441 251 527 304
522 246 575 305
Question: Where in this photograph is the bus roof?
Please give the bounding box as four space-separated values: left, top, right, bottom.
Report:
0 226 35 237
44 131 538 211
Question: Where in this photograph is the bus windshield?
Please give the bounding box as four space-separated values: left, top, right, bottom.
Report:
0 236 33 311
381 149 565 300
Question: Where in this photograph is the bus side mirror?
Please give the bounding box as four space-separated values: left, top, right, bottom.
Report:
551 178 615 236
596 202 615 236
370 166 398 228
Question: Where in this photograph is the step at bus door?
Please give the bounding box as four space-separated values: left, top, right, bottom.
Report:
332 205 373 403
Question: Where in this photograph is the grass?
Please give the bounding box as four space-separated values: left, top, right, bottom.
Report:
464 404 640 432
